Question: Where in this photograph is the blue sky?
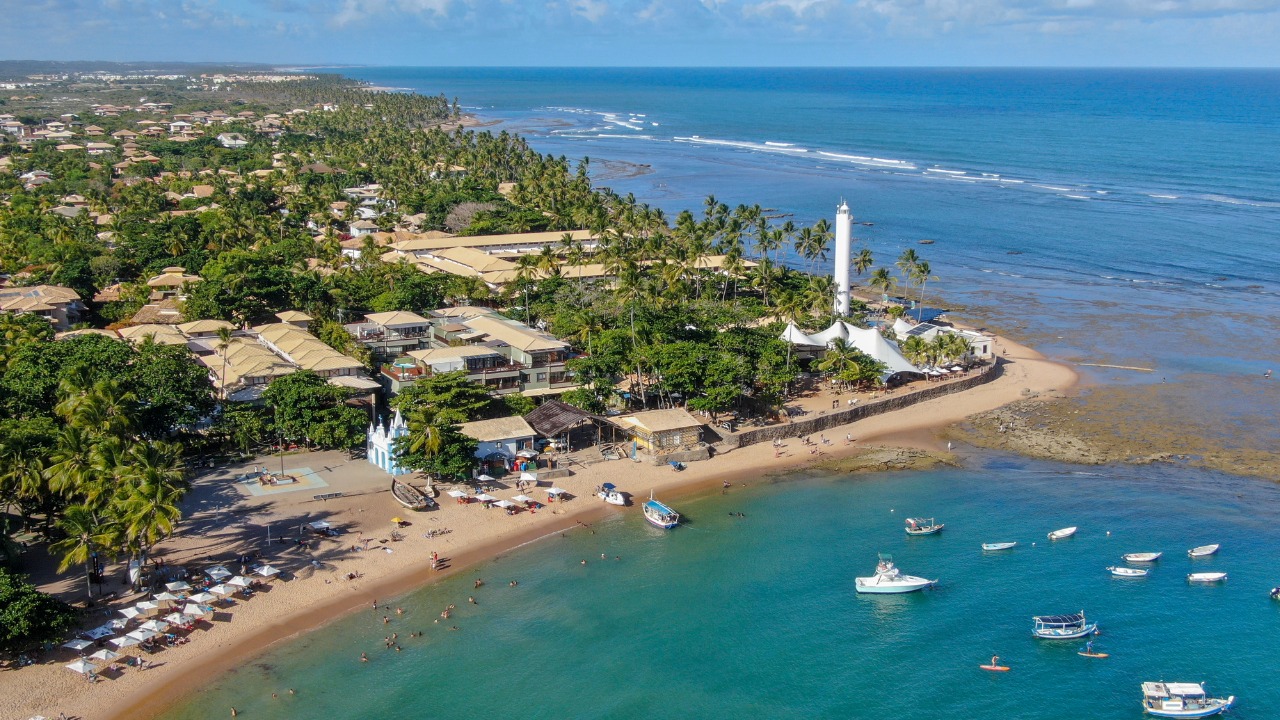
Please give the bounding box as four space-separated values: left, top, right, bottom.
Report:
2 0 1279 67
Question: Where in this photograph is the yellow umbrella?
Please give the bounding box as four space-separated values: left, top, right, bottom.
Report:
391 517 403 525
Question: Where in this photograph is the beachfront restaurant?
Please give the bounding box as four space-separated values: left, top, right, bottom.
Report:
614 408 704 455
457 416 537 462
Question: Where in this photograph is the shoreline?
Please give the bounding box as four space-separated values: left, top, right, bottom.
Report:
3 332 1077 720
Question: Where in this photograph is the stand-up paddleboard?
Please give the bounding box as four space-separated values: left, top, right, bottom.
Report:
980 664 1011 672
1078 652 1110 658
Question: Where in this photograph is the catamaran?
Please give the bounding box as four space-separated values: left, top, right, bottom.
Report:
642 492 679 529
1141 682 1234 718
855 554 935 594
595 482 626 506
905 517 944 535
1032 611 1097 639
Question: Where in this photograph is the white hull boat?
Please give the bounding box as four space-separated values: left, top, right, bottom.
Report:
982 542 1018 551
1187 572 1227 583
642 492 679 529
1142 682 1234 718
1032 611 1097 639
1188 544 1220 558
905 517 944 535
595 483 626 506
1108 566 1149 578
1123 552 1162 563
855 554 935 594
1047 526 1078 540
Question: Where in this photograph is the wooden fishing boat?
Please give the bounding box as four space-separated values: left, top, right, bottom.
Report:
1047 526 1077 540
1188 544 1220 558
1187 572 1227 583
1032 611 1097 640
982 542 1018 551
905 517 944 535
1122 552 1162 563
1141 682 1234 718
1108 566 1149 578
642 491 680 529
391 478 434 511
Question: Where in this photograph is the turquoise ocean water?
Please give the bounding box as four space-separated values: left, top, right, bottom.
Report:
160 69 1280 718
165 458 1277 719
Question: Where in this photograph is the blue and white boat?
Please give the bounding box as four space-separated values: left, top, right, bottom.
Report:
642 492 680 529
1032 611 1098 639
1141 682 1234 718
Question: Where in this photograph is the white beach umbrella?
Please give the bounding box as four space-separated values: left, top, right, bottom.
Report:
183 603 212 618
205 565 232 582
109 635 141 649
134 601 160 616
84 624 116 640
227 576 253 588
164 613 194 626
188 592 217 603
474 493 496 502
62 638 93 652
547 487 567 496
208 584 233 596
139 619 170 633
153 591 181 605
520 471 538 483
446 490 468 498
65 659 97 674
511 494 534 503
165 580 192 592
126 628 158 642
493 500 517 509
256 565 280 578
308 520 332 531
516 450 539 458
88 649 119 663
475 474 496 482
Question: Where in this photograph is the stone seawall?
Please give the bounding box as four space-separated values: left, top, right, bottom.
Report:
733 360 1001 449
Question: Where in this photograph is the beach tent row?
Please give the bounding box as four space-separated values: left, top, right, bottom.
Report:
779 321 918 376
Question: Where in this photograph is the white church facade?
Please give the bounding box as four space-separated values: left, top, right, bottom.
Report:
367 410 409 476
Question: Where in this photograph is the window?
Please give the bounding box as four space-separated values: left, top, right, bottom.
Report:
536 373 547 382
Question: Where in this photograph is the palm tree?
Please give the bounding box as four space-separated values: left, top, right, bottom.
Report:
115 442 188 579
868 267 898 299
909 260 938 322
50 505 113 599
215 326 234 401
901 335 931 368
818 339 861 388
854 248 874 278
896 248 921 280
396 406 444 475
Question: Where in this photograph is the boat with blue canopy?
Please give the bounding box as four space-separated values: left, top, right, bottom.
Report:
1032 611 1098 639
1141 682 1234 718
642 492 680 529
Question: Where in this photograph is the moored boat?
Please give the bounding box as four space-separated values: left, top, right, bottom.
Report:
855 554 935 594
982 542 1018 551
1270 587 1280 600
1032 611 1097 639
642 492 679 529
1141 682 1234 718
905 517 944 535
1187 572 1227 583
1123 552 1163 563
391 478 434 511
1188 544 1220 558
595 482 626 506
1047 526 1078 540
1108 566 1149 578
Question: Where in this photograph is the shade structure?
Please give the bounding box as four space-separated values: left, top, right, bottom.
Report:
308 520 331 531
188 592 216 603
547 487 567 496
126 628 158 642
138 619 170 633
65 659 97 674
226 576 252 588
205 565 232 582
153 591 181 605
88 649 119 663
493 500 516 508
446 490 468 498
475 474 495 482
165 581 192 592
256 565 280 578
511 495 534 503
473 493 496 502
62 638 93 651
183 603 212 618
207 584 233 596
164 613 194 626
109 635 141 648
390 517 403 525
84 624 116 639
515 450 539 458
134 601 160 616
520 472 538 483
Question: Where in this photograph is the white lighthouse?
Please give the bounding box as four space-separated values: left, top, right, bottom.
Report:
832 200 853 315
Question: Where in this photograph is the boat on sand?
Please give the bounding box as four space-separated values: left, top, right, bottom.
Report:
391 478 434 511
1141 682 1234 718
1188 544 1220 558
595 483 626 506
1047 526 1077 540
855 554 935 594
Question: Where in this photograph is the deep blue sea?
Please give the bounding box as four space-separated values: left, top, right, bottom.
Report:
156 68 1280 719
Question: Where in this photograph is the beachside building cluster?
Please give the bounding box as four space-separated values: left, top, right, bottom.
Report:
345 306 576 399
0 282 85 329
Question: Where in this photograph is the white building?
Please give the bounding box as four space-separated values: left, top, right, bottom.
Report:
367 410 410 476
457 416 537 462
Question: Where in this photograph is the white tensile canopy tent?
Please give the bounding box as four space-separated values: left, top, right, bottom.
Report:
493 500 516 509
779 321 918 377
256 565 281 578
65 659 97 674
62 639 93 652
88 649 119 663
165 581 192 592
109 635 141 649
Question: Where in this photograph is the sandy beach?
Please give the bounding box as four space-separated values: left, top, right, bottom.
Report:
0 333 1074 720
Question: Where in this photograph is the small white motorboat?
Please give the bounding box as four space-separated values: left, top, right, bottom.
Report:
1122 552 1162 563
982 542 1018 551
1032 611 1097 639
855 554 935 594
595 483 626 506
1187 572 1227 583
1141 681 1234 718
1047 526 1078 540
1108 566 1149 578
905 517 944 535
1188 544 1220 558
